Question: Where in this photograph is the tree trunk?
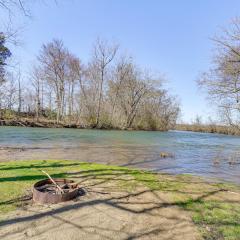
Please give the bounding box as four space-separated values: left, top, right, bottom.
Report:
17 76 22 119
96 70 104 127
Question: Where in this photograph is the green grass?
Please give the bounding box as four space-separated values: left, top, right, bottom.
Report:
184 200 240 240
0 159 240 239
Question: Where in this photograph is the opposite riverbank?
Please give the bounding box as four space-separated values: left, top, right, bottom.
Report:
0 118 166 131
0 160 240 239
175 123 240 136
1 118 240 137
0 119 158 130
0 119 90 129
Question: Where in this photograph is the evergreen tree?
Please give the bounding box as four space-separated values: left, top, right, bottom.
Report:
0 33 11 82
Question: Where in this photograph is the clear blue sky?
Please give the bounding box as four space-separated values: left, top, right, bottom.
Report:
4 0 240 122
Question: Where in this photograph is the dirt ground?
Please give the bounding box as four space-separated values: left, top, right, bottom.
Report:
0 177 201 240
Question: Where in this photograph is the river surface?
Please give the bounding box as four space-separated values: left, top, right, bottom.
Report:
0 127 240 184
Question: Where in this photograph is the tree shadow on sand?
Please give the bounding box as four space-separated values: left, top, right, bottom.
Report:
0 168 239 239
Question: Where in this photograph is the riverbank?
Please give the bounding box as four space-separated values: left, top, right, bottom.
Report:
0 118 151 130
2 118 240 138
0 116 168 131
175 123 240 136
0 160 240 239
0 119 87 129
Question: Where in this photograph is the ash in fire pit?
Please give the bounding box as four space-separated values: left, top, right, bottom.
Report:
36 182 72 194
33 172 82 204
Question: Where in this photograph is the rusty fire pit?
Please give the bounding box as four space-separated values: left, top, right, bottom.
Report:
33 178 80 204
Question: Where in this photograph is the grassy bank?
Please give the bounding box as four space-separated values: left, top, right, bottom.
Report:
0 160 240 239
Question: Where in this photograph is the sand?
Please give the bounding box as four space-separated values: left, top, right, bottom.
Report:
0 177 201 240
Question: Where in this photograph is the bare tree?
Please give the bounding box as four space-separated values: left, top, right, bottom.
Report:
109 61 149 129
66 53 80 119
198 18 240 129
38 39 70 124
30 66 42 121
1 72 17 110
92 38 118 127
0 0 29 15
109 56 131 124
17 68 22 117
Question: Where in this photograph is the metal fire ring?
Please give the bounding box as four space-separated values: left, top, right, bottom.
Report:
33 178 80 204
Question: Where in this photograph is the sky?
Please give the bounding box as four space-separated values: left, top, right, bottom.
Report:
2 0 240 123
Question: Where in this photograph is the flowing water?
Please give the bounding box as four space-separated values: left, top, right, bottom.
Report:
0 126 240 184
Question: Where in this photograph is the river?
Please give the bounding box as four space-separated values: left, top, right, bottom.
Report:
0 127 239 184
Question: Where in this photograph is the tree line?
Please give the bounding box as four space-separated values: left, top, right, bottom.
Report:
3 1 240 132
0 37 180 130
